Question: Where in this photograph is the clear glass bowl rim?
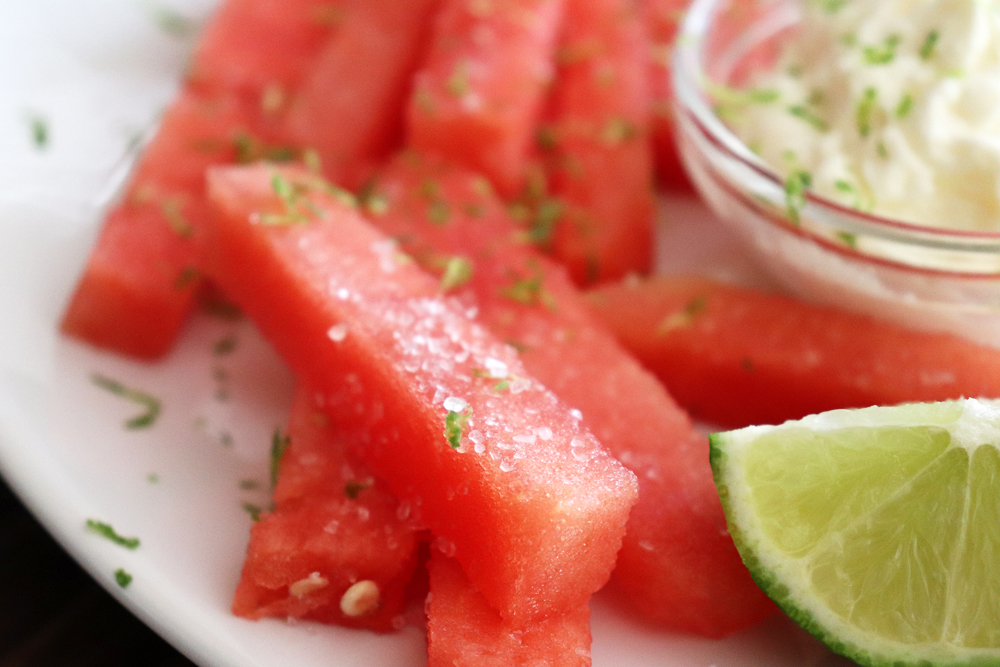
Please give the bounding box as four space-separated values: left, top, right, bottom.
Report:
671 0 1000 258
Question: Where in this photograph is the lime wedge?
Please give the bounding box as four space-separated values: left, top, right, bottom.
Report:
710 399 1000 667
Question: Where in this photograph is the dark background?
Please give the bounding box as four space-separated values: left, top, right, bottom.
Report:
0 476 196 667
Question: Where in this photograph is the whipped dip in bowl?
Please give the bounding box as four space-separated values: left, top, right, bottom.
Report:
672 0 1000 346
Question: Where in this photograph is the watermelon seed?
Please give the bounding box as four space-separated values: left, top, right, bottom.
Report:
290 572 329 598
340 580 380 617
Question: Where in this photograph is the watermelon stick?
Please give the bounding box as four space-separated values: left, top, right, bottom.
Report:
61 0 343 359
426 550 592 667
586 275 1000 428
281 0 441 192
204 163 638 625
362 152 776 637
542 0 657 285
232 385 424 631
406 0 565 198
643 0 695 191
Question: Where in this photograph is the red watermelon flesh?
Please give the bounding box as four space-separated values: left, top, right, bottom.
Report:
545 0 656 285
426 550 592 667
232 385 422 631
188 0 343 101
586 275 1000 428
406 0 565 197
62 0 340 359
644 0 693 191
282 0 440 191
364 153 775 637
204 163 638 625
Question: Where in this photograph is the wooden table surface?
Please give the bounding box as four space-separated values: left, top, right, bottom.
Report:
0 475 196 667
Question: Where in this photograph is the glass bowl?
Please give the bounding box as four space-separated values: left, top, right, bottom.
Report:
671 0 1000 347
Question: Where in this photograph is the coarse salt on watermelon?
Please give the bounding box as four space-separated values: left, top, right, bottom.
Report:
363 152 775 636
426 550 591 667
544 0 656 285
232 385 423 631
204 163 637 624
406 0 565 197
281 0 440 191
586 275 1000 428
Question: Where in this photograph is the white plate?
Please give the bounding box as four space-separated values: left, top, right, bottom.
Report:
0 1 851 666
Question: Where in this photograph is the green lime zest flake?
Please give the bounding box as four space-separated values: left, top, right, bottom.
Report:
86 519 140 550
499 261 558 310
161 197 194 238
876 141 890 159
444 406 472 450
709 83 780 106
241 502 263 521
504 338 529 353
238 479 260 490
359 179 390 217
836 230 859 247
788 105 828 131
260 174 311 225
740 357 755 373
855 87 878 138
709 84 780 121
427 200 451 225
784 169 812 225
345 478 372 499
862 34 900 65
213 335 237 356
147 473 160 484
919 29 939 60
895 93 914 119
527 198 563 248
657 294 708 333
174 265 199 290
600 117 638 145
115 568 133 588
439 255 474 292
464 202 487 218
233 131 297 164
91 374 161 429
270 427 291 489
260 173 343 225
26 113 48 149
302 147 322 174
447 59 473 97
537 125 557 151
148 3 198 39
816 0 846 13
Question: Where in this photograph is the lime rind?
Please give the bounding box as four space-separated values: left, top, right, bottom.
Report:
710 399 1000 667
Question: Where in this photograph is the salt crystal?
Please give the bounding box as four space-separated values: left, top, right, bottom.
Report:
534 426 553 441
327 323 348 342
443 396 468 412
484 357 508 378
